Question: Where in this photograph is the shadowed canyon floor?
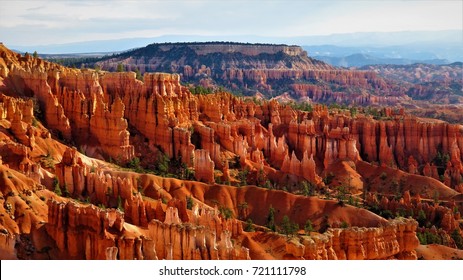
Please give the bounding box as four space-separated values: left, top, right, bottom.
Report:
0 43 462 259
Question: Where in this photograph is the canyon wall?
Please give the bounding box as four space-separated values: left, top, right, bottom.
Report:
1 43 462 259
1 43 462 191
88 42 409 106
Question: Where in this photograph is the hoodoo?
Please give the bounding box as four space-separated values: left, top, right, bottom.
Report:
0 43 462 260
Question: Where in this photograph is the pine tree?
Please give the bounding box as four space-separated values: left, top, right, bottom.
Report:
135 68 143 81
280 215 298 236
267 206 276 231
245 219 254 232
186 196 194 210
304 219 313 234
117 63 124 72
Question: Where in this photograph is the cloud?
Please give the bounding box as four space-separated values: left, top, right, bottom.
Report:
26 5 46 11
1 0 461 46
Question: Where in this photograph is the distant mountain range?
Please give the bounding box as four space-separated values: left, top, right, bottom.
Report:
313 53 450 67
8 30 463 65
45 41 461 106
304 43 462 67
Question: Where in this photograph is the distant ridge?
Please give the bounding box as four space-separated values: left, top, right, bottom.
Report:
45 41 462 106
314 53 450 67
142 41 297 46
9 30 462 58
55 41 404 103
114 41 307 58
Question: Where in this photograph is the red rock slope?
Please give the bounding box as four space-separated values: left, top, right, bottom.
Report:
1 43 462 259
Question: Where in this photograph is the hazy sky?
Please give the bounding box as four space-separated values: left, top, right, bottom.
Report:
1 0 462 46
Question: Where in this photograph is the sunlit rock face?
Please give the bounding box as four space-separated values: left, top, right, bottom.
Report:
0 43 462 260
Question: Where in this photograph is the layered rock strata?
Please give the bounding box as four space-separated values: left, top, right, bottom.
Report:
1 44 462 260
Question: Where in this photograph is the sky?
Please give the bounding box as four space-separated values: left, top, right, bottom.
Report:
0 0 462 46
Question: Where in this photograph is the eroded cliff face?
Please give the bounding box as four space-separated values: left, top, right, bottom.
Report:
0 49 134 163
1 43 462 259
45 198 250 260
47 146 419 260
4 43 459 192
361 64 463 105
244 217 419 260
82 42 410 106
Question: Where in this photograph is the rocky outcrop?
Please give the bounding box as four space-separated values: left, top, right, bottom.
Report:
356 117 463 187
0 233 16 260
3 44 461 190
99 71 196 162
187 44 306 56
366 190 462 238
194 149 215 184
46 198 250 260
281 151 322 184
0 94 35 148
362 63 463 105
0 45 134 162
304 218 419 260
1 44 461 260
55 147 136 206
249 218 419 260
80 42 413 105
46 199 127 259
8 66 73 141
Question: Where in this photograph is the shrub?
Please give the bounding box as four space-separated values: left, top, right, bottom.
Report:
237 168 249 186
340 221 349 228
280 215 299 237
219 206 233 220
381 209 394 219
156 152 170 176
417 230 443 245
32 118 39 127
323 172 335 185
432 151 450 176
237 202 248 219
53 178 61 196
189 85 214 95
244 219 254 232
336 185 348 205
347 195 357 206
127 157 143 173
379 172 387 180
116 63 124 72
451 229 463 249
135 68 142 81
263 180 273 189
304 219 314 234
42 152 55 169
290 101 313 112
350 107 358 118
267 206 276 232
417 210 427 227
117 195 124 212
186 196 194 210
63 185 70 197
302 181 315 196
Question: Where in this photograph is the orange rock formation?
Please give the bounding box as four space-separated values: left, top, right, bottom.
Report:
0 43 462 259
